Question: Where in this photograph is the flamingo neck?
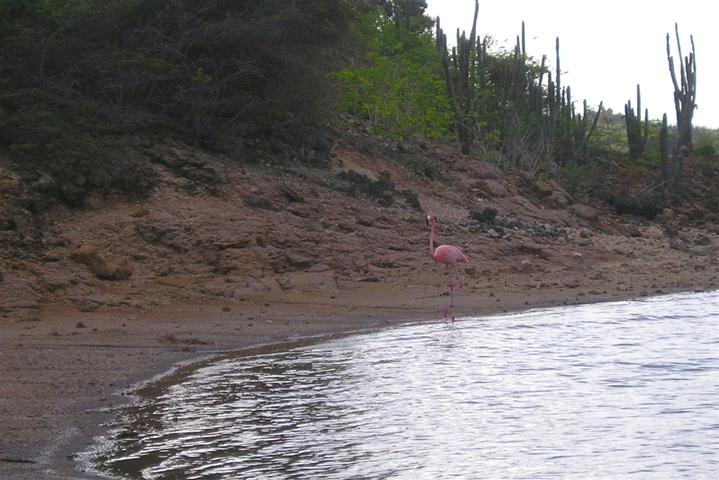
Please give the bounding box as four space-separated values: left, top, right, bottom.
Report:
428 218 436 257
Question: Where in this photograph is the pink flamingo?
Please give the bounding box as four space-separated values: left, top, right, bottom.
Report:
426 212 468 322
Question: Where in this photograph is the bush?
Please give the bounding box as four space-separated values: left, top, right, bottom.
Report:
695 141 716 157
0 0 356 204
337 170 396 206
560 163 608 200
332 7 451 141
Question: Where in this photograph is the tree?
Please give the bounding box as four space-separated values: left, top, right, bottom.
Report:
666 23 696 151
0 0 358 205
333 5 451 140
436 0 479 154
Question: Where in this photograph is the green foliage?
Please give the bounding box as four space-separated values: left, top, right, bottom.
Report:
332 8 451 140
0 0 356 204
695 142 717 157
559 162 608 199
694 128 719 157
590 121 628 154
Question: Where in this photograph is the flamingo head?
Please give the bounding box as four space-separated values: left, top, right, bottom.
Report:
425 212 435 227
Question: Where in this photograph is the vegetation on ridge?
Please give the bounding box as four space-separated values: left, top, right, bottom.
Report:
0 0 717 212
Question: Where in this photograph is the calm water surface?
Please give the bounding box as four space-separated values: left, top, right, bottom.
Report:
90 291 719 479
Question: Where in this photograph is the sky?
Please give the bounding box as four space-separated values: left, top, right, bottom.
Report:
425 0 718 129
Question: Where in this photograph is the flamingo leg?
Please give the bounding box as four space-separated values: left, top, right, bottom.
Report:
442 266 461 322
443 284 455 322
453 264 463 290
449 284 455 322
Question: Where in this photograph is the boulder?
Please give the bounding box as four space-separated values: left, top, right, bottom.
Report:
135 222 192 252
546 190 571 208
569 204 600 222
71 244 132 281
473 179 511 198
33 173 57 192
610 192 663 220
129 206 150 218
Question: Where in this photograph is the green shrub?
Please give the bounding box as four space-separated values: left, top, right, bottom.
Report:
332 8 451 141
695 141 716 157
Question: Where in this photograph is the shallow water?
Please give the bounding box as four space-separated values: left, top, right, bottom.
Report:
91 291 719 479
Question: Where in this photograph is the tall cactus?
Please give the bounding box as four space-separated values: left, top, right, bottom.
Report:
666 23 696 150
624 84 649 158
660 113 671 190
575 100 603 158
436 0 479 154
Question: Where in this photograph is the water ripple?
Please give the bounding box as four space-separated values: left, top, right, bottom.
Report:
90 291 719 479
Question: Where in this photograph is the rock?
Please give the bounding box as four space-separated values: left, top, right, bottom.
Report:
669 238 685 250
356 216 375 227
58 176 90 205
469 208 498 224
182 162 227 187
34 173 57 192
694 235 711 246
644 226 664 239
569 204 600 222
151 146 187 168
279 185 304 203
471 160 502 179
245 195 277 210
71 244 133 281
512 243 549 259
473 179 511 198
610 192 663 220
149 145 227 188
546 190 571 208
534 180 555 197
135 222 192 252
130 206 150 218
213 238 252 250
287 205 314 218
274 253 316 273
0 266 42 317
628 227 642 238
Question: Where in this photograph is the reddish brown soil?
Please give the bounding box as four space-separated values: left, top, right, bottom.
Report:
1 136 718 478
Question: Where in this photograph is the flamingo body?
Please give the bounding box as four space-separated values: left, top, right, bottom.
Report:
425 212 468 322
431 244 468 266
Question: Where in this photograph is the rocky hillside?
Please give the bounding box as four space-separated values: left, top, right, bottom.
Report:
1 130 719 322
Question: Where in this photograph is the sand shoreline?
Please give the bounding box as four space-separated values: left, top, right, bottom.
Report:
2 277 718 479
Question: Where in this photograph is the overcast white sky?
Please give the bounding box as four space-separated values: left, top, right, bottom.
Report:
425 0 718 128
